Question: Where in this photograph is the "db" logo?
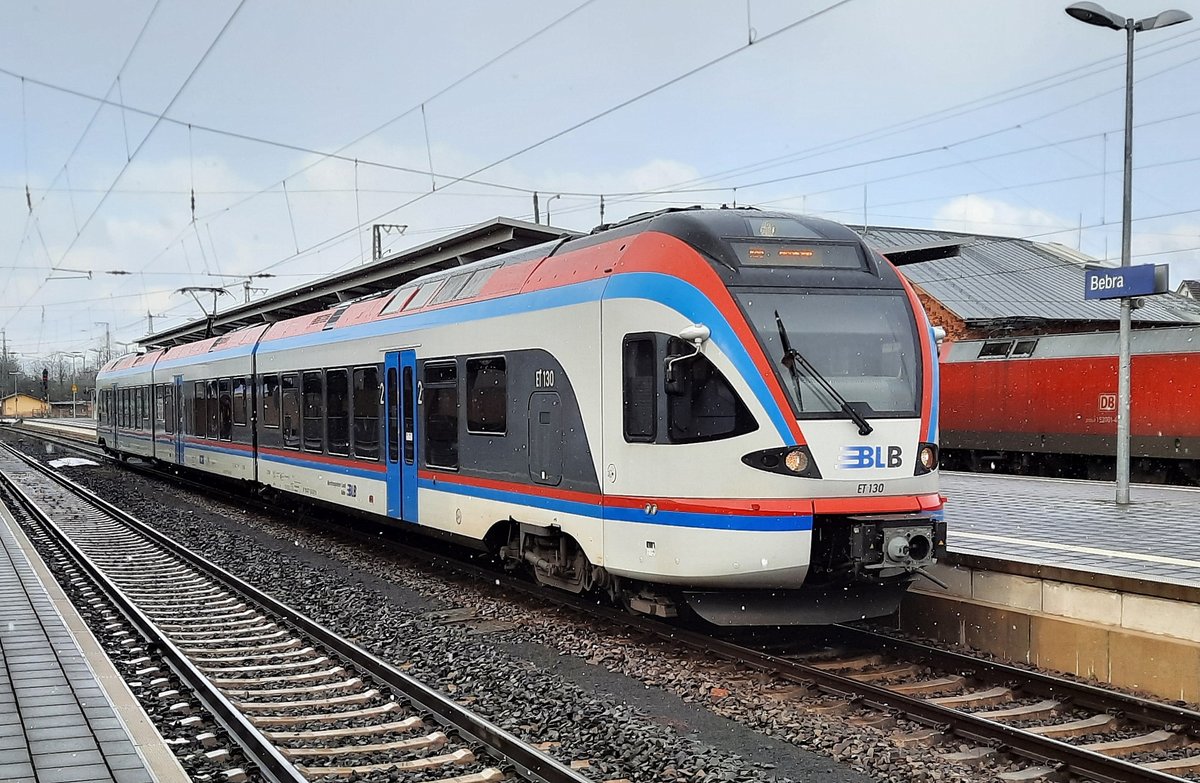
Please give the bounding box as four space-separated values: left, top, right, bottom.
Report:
1098 393 1117 411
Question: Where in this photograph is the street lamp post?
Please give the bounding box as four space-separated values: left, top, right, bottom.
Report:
1065 2 1192 505
545 194 562 226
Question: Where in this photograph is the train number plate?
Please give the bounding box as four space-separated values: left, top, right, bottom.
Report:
857 482 886 495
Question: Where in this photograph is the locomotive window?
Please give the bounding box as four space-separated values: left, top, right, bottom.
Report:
262 374 280 428
466 357 506 435
352 367 379 460
978 341 1013 359
327 369 350 456
281 374 300 449
665 337 757 444
194 382 207 437
423 360 458 470
207 380 220 441
430 272 472 305
1010 339 1038 358
302 371 324 453
387 367 399 463
402 366 415 464
163 385 174 435
622 335 657 442
218 379 233 441
233 377 248 426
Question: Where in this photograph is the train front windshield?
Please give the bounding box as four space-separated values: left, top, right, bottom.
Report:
735 291 921 419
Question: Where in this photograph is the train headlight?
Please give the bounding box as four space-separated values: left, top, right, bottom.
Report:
784 449 809 473
741 446 821 478
915 443 939 475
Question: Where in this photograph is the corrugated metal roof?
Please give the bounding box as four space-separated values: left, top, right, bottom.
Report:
857 226 1200 325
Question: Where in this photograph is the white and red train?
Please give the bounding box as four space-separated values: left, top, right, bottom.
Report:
96 208 945 625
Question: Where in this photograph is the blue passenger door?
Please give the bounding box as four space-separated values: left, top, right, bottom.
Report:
385 351 419 522
173 376 185 463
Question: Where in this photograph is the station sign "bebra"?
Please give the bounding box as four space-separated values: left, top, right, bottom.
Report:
1083 263 1169 301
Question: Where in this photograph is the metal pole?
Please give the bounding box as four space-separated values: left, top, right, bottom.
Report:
1115 18 1135 505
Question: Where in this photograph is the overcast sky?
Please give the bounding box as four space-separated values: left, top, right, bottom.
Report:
2 0 1199 362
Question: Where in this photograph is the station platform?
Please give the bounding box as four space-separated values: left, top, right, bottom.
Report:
0 504 187 782
941 471 1200 586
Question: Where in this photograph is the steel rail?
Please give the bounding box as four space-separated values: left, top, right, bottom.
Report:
7 427 1195 782
0 444 308 783
0 441 593 783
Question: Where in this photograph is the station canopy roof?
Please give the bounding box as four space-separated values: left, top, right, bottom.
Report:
141 217 575 348
860 225 1200 327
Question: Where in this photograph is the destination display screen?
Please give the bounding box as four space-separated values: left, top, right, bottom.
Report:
729 240 864 269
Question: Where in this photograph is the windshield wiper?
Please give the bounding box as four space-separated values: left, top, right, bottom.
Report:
774 309 873 436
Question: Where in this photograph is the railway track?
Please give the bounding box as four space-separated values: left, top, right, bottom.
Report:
0 442 591 783
9 425 1200 782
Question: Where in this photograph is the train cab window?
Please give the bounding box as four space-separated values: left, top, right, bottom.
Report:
281 374 300 449
218 379 233 441
466 357 506 435
352 367 379 460
327 369 350 456
1010 339 1038 358
622 335 657 442
163 385 174 434
233 377 248 426
665 337 757 444
423 360 459 470
978 340 1013 359
302 371 324 452
262 375 280 428
194 382 207 437
207 380 220 439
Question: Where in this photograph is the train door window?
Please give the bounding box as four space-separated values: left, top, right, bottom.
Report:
978 340 1013 359
262 375 280 428
281 374 300 449
302 371 324 452
183 386 192 435
423 360 458 470
194 382 207 437
402 367 415 464
622 335 657 442
326 369 350 456
352 367 379 460
218 379 233 440
665 337 757 443
117 390 124 428
207 380 220 439
232 377 248 426
1010 339 1038 358
466 357 506 435
143 386 152 430
386 367 399 462
139 387 147 430
163 385 174 434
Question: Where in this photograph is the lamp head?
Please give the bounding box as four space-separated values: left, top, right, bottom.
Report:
1065 2 1125 29
1137 9 1192 30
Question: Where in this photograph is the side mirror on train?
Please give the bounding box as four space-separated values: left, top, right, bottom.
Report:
664 324 710 395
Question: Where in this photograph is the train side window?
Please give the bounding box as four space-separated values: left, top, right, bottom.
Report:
978 340 1013 359
218 379 233 440
327 369 350 456
387 367 399 463
163 385 174 434
262 375 280 428
194 382 207 437
466 356 506 435
117 389 124 428
233 377 248 426
1010 339 1038 358
352 367 379 460
207 380 220 439
281 374 300 449
665 337 757 444
423 360 458 470
622 335 657 442
302 371 324 452
143 386 151 430
402 366 415 464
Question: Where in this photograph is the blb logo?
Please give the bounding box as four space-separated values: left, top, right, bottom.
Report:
1098 393 1117 412
839 445 903 469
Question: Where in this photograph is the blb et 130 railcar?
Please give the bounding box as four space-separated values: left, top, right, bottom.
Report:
96 208 945 625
